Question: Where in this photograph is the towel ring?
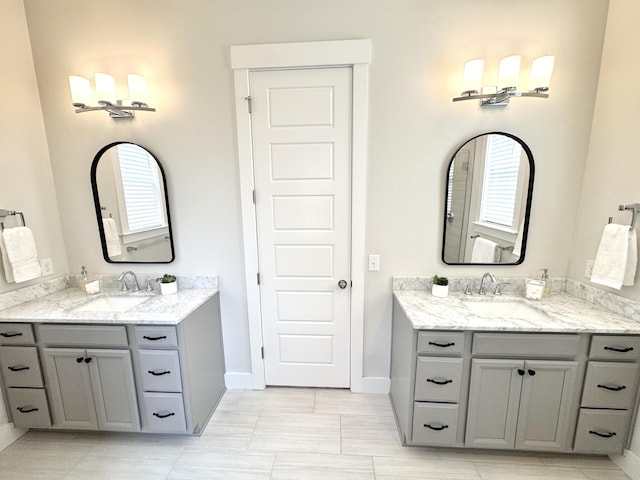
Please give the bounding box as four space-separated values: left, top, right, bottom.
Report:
0 210 26 231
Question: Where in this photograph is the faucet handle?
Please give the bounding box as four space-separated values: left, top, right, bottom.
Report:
464 284 473 295
146 280 155 292
120 280 128 292
494 282 510 296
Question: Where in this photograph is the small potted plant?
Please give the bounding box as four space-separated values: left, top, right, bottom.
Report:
432 275 449 298
157 274 177 295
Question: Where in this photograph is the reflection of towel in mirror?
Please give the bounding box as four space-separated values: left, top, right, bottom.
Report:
512 219 525 257
102 218 122 257
471 237 499 263
0 226 42 283
591 224 637 289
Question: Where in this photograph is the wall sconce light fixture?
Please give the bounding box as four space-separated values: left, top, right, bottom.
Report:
452 55 554 107
68 73 156 118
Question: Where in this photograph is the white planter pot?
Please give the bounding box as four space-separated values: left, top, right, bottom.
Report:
432 284 449 298
160 281 178 295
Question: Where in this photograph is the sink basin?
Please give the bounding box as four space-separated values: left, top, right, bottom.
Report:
464 301 549 321
73 295 150 312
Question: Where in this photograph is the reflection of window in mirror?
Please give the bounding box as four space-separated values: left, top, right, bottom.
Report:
111 144 169 244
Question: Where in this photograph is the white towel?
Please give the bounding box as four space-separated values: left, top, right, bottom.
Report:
512 219 525 257
471 237 498 263
0 230 15 282
102 218 122 257
0 226 42 283
591 224 637 289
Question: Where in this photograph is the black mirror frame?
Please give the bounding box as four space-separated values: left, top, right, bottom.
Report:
441 131 535 266
90 141 175 264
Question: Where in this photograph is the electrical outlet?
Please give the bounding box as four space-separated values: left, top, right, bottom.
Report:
584 259 594 278
368 254 380 272
40 258 54 276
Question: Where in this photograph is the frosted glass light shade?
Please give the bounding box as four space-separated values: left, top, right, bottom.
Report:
94 73 116 103
529 55 555 90
461 59 484 94
498 55 521 90
69 76 91 107
127 74 148 104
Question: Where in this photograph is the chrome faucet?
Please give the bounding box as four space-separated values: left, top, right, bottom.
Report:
478 272 497 295
117 271 140 292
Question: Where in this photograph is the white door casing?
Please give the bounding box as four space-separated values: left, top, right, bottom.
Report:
231 40 371 391
250 68 352 387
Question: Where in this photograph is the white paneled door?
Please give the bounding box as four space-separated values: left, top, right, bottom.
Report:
249 67 352 387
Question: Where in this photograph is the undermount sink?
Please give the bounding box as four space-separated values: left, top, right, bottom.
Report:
463 300 549 322
73 295 150 312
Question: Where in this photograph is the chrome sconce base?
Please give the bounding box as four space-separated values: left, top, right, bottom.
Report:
452 87 549 107
72 100 156 119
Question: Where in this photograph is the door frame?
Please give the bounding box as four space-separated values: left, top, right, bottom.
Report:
231 39 371 391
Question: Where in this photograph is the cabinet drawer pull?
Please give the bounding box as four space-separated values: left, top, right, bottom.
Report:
589 430 616 438
148 370 171 376
427 378 453 386
423 423 449 431
0 332 23 338
17 406 39 413
8 365 30 372
597 384 626 392
143 335 168 341
604 346 634 353
428 341 455 348
153 412 175 419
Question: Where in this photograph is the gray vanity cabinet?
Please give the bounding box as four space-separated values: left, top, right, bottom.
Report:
42 347 140 432
465 358 578 451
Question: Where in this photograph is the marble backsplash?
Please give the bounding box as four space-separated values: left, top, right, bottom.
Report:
0 274 218 311
393 276 640 323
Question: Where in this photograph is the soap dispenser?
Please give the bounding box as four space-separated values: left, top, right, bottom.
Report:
540 268 551 297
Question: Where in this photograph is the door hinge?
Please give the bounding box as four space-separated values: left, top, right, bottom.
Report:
261 346 264 359
252 190 256 204
257 272 260 285
245 96 252 114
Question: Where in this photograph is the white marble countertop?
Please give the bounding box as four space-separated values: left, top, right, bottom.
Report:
0 287 218 325
394 290 640 334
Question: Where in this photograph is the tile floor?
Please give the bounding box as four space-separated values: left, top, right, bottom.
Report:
0 387 631 479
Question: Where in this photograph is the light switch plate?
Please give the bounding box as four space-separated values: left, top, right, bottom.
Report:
368 254 380 272
40 258 54 276
584 259 594 278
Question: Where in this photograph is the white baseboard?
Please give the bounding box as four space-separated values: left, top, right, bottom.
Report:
224 372 255 390
0 423 26 452
611 449 640 480
358 376 391 394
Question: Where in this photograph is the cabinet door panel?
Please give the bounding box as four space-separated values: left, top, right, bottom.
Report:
465 359 524 448
515 360 578 451
42 348 98 430
87 349 140 432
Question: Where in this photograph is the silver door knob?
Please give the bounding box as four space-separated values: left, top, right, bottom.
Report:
338 280 348 289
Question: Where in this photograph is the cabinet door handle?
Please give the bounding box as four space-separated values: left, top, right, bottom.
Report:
423 423 449 431
597 384 626 392
17 406 39 413
8 365 30 372
517 369 525 376
528 369 536 376
148 370 171 376
84 357 92 363
428 341 455 348
0 332 23 338
604 346 634 353
143 335 167 341
153 412 175 419
427 378 452 385
589 430 616 438
76 357 84 363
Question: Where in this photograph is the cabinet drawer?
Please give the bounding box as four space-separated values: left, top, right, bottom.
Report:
141 392 187 433
472 333 580 358
414 357 463 402
38 325 128 347
0 323 34 344
0 346 43 387
590 336 640 361
6 388 52 428
574 409 629 453
582 362 639 409
138 350 182 392
412 403 458 446
417 332 464 355
135 326 178 348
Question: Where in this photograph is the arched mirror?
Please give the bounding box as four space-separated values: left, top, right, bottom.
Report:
91 142 175 263
442 132 534 265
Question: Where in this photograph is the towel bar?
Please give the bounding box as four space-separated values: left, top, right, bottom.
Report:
617 203 640 230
